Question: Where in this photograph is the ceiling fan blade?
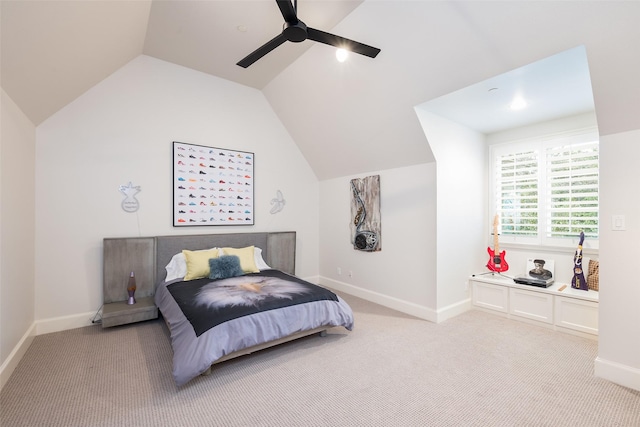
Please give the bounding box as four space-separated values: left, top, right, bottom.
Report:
237 33 288 68
307 27 380 58
276 0 298 24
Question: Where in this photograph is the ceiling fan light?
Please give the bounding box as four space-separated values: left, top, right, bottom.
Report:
336 48 348 62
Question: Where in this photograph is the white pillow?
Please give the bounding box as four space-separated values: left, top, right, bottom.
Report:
164 246 271 281
254 247 271 270
165 252 187 282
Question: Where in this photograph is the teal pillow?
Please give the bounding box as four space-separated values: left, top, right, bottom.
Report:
208 255 243 280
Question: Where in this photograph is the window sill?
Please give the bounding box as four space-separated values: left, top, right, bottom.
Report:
499 242 599 257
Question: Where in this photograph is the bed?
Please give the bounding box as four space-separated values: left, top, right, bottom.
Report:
151 231 354 386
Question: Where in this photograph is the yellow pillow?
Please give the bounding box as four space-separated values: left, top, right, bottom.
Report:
221 246 259 273
183 249 219 280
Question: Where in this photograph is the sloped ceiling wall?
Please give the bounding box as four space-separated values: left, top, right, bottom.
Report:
0 0 152 125
264 1 640 179
2 1 640 180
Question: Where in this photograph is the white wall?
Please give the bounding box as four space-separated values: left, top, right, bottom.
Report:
34 55 320 328
319 163 438 320
416 110 487 318
596 129 640 391
0 89 36 388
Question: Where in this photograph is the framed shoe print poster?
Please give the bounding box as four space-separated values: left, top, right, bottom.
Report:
173 141 254 226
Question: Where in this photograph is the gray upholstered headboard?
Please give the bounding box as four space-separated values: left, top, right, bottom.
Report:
154 231 296 283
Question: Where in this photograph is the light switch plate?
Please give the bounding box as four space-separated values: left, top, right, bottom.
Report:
612 214 626 231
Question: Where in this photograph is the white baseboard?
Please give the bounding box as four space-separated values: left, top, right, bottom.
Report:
320 276 441 322
0 323 36 392
594 356 640 392
436 298 472 323
1 311 97 391
35 311 97 335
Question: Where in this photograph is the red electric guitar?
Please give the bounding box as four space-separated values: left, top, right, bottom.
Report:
487 214 509 273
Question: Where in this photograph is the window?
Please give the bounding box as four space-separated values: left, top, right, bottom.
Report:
491 128 599 248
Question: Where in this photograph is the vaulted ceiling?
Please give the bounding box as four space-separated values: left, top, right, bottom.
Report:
2 1 640 180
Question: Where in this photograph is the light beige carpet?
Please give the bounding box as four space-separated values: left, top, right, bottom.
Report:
1 292 639 426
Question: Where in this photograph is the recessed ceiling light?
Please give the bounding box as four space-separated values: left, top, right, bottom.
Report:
510 96 528 110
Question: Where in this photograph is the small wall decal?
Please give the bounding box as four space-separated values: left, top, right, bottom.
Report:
270 190 286 214
120 182 141 213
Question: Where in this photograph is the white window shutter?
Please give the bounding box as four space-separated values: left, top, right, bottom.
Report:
496 150 539 237
545 140 599 239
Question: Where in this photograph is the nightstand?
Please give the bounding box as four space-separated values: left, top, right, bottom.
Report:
102 237 158 328
101 297 158 328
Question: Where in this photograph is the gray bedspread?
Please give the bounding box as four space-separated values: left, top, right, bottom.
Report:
155 271 354 386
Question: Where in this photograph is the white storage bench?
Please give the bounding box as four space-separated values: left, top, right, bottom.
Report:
470 274 598 338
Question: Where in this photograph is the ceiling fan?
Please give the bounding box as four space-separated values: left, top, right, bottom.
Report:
237 0 381 68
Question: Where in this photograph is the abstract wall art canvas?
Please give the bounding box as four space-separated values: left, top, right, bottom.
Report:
350 175 381 252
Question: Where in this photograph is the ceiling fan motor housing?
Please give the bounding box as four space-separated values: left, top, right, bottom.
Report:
283 20 308 42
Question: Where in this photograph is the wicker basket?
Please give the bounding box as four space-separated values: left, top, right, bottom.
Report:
587 259 599 291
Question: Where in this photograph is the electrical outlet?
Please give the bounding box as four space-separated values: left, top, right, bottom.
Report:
337 267 342 275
